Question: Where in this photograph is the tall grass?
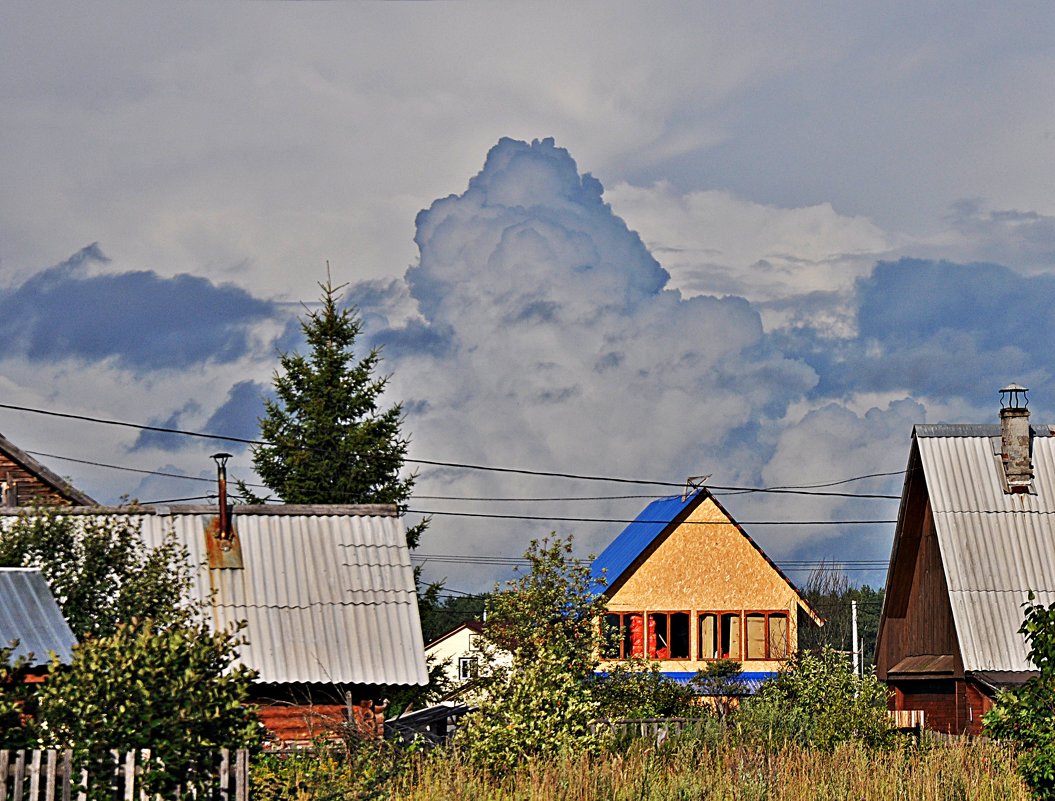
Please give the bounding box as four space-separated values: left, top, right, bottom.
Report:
391 734 1029 801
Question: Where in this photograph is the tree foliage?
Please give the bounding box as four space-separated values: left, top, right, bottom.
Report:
457 536 607 772
0 643 35 749
457 647 602 775
251 279 422 545
984 594 1055 799
36 619 260 799
737 646 895 751
484 535 607 678
798 563 884 668
0 508 194 638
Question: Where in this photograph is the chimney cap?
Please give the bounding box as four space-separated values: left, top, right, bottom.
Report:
1000 384 1029 409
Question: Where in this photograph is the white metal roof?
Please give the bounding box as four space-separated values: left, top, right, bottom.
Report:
916 426 1055 672
2 505 428 686
0 568 77 666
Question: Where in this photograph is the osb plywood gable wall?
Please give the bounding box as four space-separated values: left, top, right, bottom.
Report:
603 496 802 670
607 497 799 614
0 453 75 506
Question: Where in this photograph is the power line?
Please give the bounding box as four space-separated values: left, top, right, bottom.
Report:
1 401 905 498
406 508 896 526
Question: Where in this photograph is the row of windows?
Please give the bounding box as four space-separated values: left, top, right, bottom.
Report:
603 610 790 661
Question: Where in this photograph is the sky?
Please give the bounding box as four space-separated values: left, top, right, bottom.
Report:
2 4 1055 594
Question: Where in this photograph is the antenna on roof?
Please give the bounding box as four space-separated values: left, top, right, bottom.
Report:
683 474 711 501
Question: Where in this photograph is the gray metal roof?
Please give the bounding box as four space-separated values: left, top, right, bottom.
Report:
915 427 1055 671
0 568 77 666
0 505 428 686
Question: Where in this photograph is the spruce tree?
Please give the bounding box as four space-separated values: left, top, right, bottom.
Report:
251 279 423 546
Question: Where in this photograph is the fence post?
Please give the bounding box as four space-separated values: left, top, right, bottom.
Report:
122 751 135 801
27 751 40 801
12 751 25 801
1 749 9 801
60 751 71 801
235 750 248 801
44 750 57 801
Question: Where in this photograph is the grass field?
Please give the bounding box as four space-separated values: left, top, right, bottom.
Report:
386 735 1029 801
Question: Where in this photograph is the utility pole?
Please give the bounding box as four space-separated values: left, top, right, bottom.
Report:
851 599 860 677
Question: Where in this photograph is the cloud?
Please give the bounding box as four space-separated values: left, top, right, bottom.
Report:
365 138 820 583
776 258 1055 407
204 380 269 446
129 402 203 452
602 181 897 337
0 244 278 371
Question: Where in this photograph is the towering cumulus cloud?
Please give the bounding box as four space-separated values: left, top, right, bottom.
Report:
374 138 819 566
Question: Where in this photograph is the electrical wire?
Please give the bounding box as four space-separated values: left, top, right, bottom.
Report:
1 401 905 497
406 508 896 525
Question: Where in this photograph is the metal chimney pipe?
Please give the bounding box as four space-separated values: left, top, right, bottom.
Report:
211 452 233 540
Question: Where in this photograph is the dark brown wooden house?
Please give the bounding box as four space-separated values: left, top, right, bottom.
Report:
0 432 95 507
876 385 1054 734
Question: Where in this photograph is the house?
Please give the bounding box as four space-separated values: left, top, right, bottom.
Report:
2 499 429 744
424 620 512 695
0 432 95 507
876 385 1055 734
0 567 77 677
590 487 822 688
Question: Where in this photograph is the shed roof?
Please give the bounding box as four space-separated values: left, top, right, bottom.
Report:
589 489 817 618
912 425 1055 672
1 505 428 686
0 568 77 666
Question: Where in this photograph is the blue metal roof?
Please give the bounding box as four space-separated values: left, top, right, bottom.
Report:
0 568 77 666
590 491 703 594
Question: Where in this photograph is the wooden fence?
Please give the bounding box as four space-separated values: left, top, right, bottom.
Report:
589 717 712 742
0 749 248 801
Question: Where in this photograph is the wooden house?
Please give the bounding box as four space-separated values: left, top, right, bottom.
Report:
590 488 821 687
0 432 95 507
876 385 1055 734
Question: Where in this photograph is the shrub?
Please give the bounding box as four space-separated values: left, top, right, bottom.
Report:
736 646 896 750
455 647 602 774
985 594 1055 800
591 657 698 719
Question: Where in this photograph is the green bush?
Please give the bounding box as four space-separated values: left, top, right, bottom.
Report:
736 646 896 750
591 658 698 719
35 618 260 799
985 594 1055 800
456 647 602 775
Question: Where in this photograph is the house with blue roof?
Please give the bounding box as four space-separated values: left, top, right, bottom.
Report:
591 488 822 688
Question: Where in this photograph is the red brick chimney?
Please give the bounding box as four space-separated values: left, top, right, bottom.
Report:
1000 384 1032 493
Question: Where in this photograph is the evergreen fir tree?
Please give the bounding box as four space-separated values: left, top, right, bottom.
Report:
251 278 423 547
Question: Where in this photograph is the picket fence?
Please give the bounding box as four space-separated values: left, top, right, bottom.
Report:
0 749 248 801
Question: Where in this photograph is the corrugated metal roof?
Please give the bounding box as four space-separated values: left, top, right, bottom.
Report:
0 505 428 686
0 568 76 666
589 492 702 592
916 429 1055 671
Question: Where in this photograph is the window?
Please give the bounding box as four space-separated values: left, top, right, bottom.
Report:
603 612 644 659
647 612 690 659
698 612 741 660
745 612 789 660
458 656 479 681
